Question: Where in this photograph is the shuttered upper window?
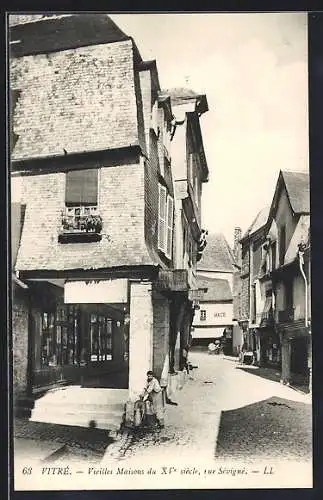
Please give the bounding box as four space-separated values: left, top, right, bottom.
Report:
166 196 174 259
65 169 98 205
158 184 167 253
158 183 174 260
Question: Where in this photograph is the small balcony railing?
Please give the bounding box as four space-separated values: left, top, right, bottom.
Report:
278 307 294 323
256 309 274 325
58 206 103 243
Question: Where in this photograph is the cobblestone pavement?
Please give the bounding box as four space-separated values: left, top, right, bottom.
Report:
216 395 312 461
103 351 312 465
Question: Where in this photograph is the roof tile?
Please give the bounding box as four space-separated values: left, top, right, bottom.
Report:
197 233 235 272
282 170 310 214
197 276 232 302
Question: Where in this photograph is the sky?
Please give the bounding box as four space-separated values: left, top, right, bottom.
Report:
111 13 309 247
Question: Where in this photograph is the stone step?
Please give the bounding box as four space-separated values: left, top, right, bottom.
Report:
30 412 122 431
41 386 128 404
32 400 125 413
29 386 127 430
31 406 123 419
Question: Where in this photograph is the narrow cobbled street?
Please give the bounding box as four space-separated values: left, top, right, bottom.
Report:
104 350 311 466
14 350 312 489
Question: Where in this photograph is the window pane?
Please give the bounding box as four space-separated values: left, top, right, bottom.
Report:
62 326 68 365
90 322 99 362
65 169 98 205
56 326 62 365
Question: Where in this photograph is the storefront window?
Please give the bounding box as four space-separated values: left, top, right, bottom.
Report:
40 305 80 368
90 314 113 362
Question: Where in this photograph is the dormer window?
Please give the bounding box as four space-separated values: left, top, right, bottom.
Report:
260 243 270 274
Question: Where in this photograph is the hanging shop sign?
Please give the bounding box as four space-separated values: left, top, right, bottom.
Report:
64 279 128 304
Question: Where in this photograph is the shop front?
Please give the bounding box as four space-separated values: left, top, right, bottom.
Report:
29 279 129 393
259 327 281 368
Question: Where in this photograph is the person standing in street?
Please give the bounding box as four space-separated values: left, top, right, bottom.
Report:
183 343 194 380
142 371 165 429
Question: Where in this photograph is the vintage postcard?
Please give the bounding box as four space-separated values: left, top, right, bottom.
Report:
9 12 312 491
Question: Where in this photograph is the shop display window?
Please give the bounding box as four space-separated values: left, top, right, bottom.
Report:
90 314 113 362
40 305 80 367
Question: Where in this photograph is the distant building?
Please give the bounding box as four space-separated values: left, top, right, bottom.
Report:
192 233 236 353
238 206 272 361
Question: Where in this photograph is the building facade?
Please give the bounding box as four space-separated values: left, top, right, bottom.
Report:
268 171 311 390
236 170 311 391
192 233 236 354
10 14 209 424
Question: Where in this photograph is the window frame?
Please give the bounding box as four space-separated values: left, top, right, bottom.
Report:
158 183 174 260
200 309 207 321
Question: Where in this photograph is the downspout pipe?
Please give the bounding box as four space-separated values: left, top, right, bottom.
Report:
298 246 308 328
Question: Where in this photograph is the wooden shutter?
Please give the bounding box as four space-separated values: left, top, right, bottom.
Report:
65 169 98 205
158 184 167 252
166 195 174 259
151 101 159 135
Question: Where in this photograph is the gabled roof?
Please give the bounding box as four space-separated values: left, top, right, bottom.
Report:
281 170 310 214
197 276 232 302
268 170 310 229
197 233 235 272
162 87 209 115
241 206 270 241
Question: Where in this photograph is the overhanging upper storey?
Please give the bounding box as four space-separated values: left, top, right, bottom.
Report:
187 111 209 183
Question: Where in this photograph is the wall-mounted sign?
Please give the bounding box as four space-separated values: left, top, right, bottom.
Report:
214 312 226 318
64 279 128 304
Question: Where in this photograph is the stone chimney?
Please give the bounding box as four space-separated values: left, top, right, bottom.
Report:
233 227 242 257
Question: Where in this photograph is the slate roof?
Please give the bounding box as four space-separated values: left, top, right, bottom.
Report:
197 276 232 302
10 18 140 161
242 206 270 240
9 14 131 57
197 233 235 272
284 215 310 265
282 170 310 214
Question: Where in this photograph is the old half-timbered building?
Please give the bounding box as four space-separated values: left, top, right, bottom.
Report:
10 14 209 428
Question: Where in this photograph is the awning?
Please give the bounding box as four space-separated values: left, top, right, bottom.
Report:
64 279 128 304
263 296 272 313
260 296 273 325
192 326 225 339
